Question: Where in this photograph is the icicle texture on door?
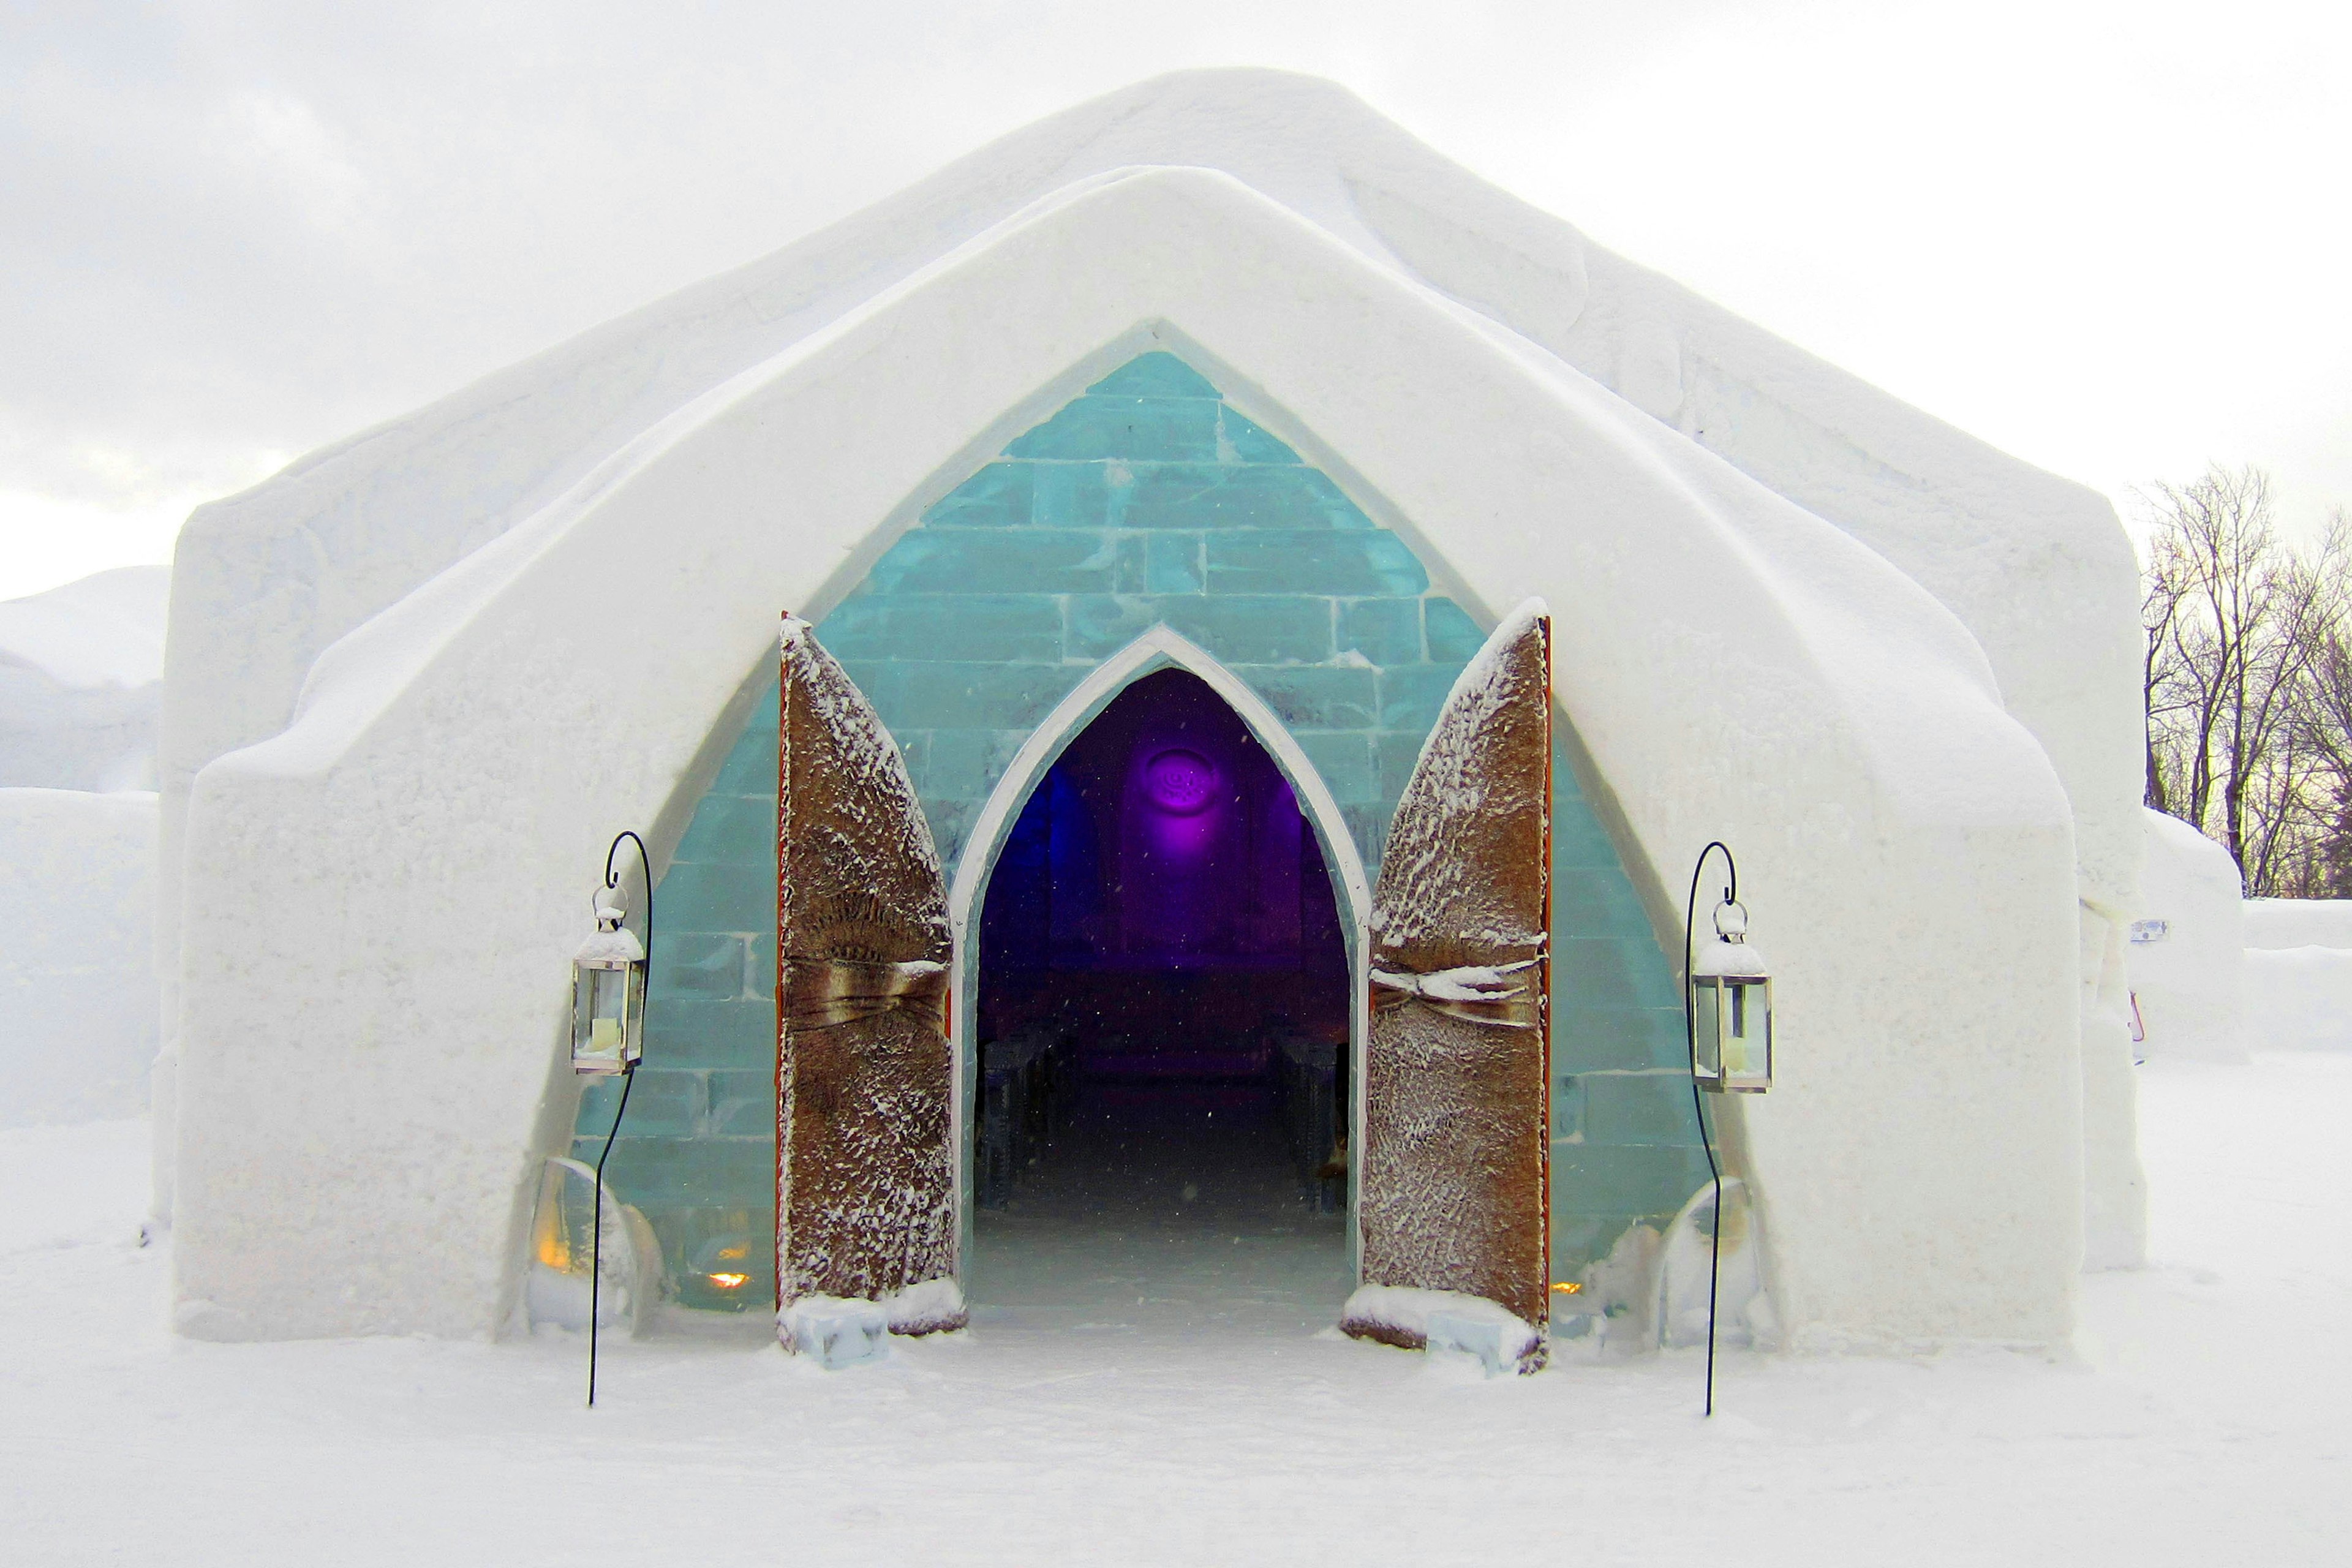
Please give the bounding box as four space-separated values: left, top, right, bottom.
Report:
774 616 963 1340
1348 603 1551 1368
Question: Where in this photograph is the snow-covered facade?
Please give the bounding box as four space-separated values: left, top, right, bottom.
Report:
154 71 2143 1353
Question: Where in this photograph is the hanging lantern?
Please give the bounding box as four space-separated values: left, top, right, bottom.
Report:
571 886 646 1074
1690 897 1771 1093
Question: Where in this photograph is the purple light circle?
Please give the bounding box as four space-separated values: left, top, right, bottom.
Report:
1143 747 1218 813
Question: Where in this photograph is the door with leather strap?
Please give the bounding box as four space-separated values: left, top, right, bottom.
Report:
1345 601 1551 1371
774 614 962 1342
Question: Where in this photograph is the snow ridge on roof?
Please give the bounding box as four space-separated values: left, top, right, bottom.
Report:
164 66 2138 909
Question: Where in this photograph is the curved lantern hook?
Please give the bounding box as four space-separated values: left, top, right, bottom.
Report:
1682 840 1736 1420
602 829 654 938
586 829 653 1411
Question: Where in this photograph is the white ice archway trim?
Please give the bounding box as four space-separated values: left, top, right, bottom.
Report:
944 625 1374 1273
946 625 1372 932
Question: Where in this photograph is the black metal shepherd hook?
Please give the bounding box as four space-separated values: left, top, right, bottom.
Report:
588 830 652 1410
1683 840 1734 1419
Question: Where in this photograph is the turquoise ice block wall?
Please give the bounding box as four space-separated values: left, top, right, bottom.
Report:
574 352 1708 1312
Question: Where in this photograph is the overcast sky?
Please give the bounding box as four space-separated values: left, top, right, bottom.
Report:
3 0 2345 600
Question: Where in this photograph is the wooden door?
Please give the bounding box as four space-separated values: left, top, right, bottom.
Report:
1346 603 1551 1370
774 615 962 1341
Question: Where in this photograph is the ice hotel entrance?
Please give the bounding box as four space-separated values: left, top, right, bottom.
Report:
962 665 1355 1324
163 78 2123 1361
565 351 1705 1370
768 592 1552 1361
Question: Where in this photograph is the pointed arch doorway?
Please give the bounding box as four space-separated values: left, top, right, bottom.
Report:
947 631 1370 1328
774 612 1555 1364
963 665 1357 1318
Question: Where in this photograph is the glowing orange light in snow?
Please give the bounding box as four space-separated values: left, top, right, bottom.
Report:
707 1272 749 1289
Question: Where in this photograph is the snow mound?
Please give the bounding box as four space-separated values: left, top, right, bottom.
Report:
0 567 168 791
1340 1283 1541 1374
882 1275 968 1336
778 1277 967 1363
0 567 168 689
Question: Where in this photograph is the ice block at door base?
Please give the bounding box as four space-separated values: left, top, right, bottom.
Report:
1425 1310 1513 1378
781 1297 890 1369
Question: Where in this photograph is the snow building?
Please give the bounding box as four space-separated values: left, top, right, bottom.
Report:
154 70 2145 1357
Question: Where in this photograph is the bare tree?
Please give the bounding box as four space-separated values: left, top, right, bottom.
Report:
2141 467 2350 894
2277 508 2352 894
2142 547 2185 816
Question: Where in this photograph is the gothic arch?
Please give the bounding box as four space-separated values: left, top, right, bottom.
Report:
946 625 1373 1256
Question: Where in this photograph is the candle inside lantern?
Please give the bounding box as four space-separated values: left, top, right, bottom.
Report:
571 890 647 1074
1690 901 1772 1094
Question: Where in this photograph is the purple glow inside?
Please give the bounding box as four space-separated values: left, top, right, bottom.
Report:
1143 748 1218 813
974 666 1350 1061
1142 797 1222 861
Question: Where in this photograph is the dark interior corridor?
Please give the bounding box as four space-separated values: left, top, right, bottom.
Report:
970 670 1352 1314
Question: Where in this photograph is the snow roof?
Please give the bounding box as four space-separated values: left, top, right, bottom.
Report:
164 69 2138 905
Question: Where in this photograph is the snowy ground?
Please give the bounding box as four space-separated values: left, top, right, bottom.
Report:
3 1060 2346 1566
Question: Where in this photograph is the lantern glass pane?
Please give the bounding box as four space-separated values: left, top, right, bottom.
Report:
572 963 635 1072
623 963 646 1066
1721 974 1772 1092
1690 975 1724 1085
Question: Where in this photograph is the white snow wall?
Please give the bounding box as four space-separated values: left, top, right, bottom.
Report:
153 72 2144 1267
0 789 159 1126
2128 810 2247 1063
167 169 2084 1348
2242 897 2352 1052
2244 899 2352 949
